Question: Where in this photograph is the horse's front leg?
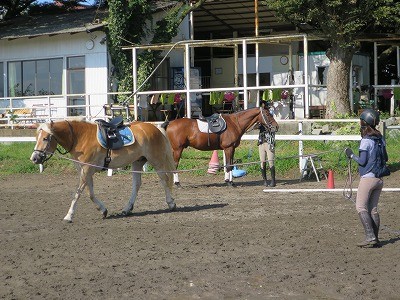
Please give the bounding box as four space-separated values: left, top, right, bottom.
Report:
122 160 144 215
63 169 88 222
85 172 108 219
172 148 183 188
223 149 235 187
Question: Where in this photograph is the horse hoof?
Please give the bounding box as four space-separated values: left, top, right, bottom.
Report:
63 218 72 223
226 181 236 187
169 203 177 211
102 209 108 219
174 182 182 189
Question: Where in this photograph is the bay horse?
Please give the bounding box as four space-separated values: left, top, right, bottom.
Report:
30 119 177 222
162 107 278 186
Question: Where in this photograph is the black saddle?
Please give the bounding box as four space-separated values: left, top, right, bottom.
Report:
95 116 125 149
200 113 227 133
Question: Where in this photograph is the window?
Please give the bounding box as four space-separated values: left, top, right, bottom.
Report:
0 62 4 98
7 58 63 97
50 59 63 96
151 58 169 90
67 56 85 116
317 66 327 85
8 61 22 97
352 65 362 87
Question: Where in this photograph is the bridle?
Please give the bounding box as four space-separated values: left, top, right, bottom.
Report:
33 131 55 163
33 120 75 163
259 107 277 133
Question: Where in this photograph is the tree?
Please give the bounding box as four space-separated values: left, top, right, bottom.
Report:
0 0 94 19
262 0 400 118
0 0 36 18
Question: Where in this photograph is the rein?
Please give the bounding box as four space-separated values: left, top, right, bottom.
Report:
260 107 274 131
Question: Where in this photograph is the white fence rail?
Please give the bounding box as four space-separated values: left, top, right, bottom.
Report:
3 119 398 175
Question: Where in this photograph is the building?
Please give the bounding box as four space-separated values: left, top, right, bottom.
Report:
0 8 110 123
0 1 398 126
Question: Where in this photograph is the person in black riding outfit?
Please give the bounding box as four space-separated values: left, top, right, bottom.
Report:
345 109 388 248
258 100 277 187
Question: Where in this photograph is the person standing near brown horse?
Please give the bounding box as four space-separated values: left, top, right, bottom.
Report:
258 100 277 187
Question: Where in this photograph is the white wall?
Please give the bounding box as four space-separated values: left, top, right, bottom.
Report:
298 52 370 106
141 11 189 69
0 31 109 117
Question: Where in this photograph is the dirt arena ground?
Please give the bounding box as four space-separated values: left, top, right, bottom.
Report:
1 170 399 300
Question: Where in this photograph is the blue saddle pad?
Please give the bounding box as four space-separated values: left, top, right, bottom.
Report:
97 125 135 149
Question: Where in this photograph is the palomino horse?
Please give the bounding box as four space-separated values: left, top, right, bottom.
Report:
30 119 177 222
162 107 278 186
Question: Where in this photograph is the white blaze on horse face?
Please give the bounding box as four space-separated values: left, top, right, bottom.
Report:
34 128 50 151
30 124 54 164
37 123 52 134
34 123 53 151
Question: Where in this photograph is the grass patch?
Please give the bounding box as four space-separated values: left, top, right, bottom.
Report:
1 136 399 179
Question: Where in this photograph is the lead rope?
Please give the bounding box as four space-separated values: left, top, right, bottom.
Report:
343 158 355 203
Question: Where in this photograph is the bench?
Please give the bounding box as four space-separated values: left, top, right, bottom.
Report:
7 108 36 125
300 154 327 182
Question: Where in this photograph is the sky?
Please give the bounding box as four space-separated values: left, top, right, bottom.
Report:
34 0 97 4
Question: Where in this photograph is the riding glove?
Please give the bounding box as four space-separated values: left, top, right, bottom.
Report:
345 148 354 159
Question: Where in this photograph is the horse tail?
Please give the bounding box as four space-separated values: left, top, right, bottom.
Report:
159 121 176 170
160 121 169 130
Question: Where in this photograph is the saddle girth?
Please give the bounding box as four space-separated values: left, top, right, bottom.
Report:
95 116 125 170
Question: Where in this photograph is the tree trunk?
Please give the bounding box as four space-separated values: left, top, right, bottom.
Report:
325 44 355 118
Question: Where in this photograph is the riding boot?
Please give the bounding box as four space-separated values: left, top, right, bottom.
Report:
269 166 276 187
357 211 378 248
371 212 380 244
261 162 268 186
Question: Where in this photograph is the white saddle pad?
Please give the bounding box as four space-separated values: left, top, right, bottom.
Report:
196 119 212 133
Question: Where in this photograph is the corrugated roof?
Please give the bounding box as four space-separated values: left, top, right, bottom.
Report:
192 0 296 38
0 8 108 40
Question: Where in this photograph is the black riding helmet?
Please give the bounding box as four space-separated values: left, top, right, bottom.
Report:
360 109 380 127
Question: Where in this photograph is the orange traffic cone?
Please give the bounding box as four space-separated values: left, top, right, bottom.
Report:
207 150 220 174
327 169 335 189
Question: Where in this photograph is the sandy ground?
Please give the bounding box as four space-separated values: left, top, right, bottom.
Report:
0 170 399 300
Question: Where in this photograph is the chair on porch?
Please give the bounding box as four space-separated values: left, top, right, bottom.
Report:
216 91 235 114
